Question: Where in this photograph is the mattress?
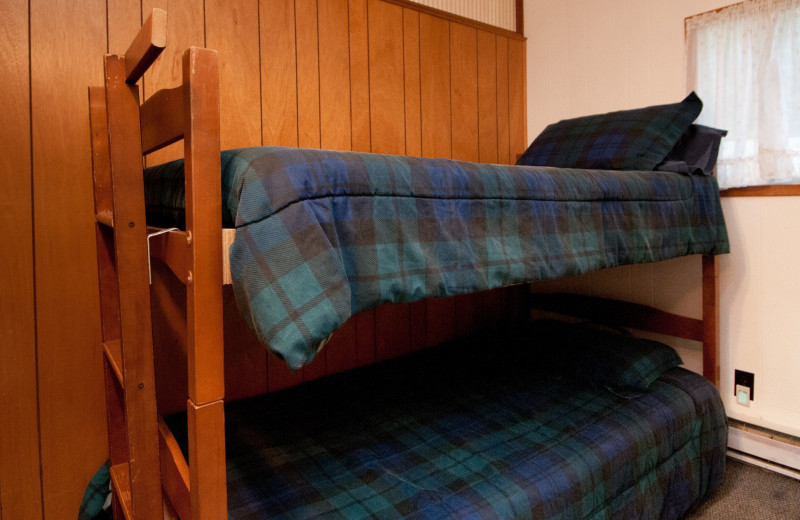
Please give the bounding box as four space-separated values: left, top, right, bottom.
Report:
145 147 729 368
165 320 728 519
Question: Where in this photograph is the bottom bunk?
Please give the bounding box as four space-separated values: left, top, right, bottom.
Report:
164 319 727 519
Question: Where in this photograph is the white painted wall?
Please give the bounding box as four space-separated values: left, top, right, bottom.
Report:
524 0 800 437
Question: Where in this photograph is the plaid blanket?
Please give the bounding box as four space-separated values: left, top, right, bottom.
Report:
145 147 729 368
165 324 728 519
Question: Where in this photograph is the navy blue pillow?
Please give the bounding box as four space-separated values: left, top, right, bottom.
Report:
656 124 728 175
517 92 703 171
529 320 684 396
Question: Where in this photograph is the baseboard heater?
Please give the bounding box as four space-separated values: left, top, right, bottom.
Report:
728 427 800 480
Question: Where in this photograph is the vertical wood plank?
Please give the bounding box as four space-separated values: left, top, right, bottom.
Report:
223 287 268 401
403 8 422 157
349 0 371 152
324 319 358 375
142 0 205 164
375 304 413 361
267 353 304 392
449 22 481 337
205 0 266 399
419 13 451 159
30 0 108 516
368 0 405 155
508 38 527 160
477 31 498 164
261 0 299 147
368 0 411 361
318 0 352 151
0 2 42 518
206 0 262 149
409 300 428 351
150 260 190 416
449 22 478 162
315 0 356 375
348 0 375 364
355 311 377 366
107 0 143 55
496 36 511 164
419 13 456 346
296 0 321 149
402 9 425 353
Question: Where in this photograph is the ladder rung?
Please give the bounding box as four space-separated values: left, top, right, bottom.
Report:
96 211 114 227
103 340 123 386
158 418 191 520
109 463 134 520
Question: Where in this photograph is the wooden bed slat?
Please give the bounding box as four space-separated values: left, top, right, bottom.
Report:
528 292 705 342
103 340 124 386
159 418 191 520
108 463 134 520
125 8 168 84
148 228 191 285
141 85 185 155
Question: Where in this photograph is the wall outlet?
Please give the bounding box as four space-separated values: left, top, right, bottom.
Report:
735 384 751 407
734 369 755 401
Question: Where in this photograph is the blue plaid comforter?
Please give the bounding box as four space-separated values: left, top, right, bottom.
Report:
145 147 729 368
165 324 728 519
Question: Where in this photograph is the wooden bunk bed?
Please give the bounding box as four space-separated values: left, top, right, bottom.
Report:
89 9 728 520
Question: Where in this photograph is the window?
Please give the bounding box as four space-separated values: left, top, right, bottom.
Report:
405 0 518 32
686 0 800 189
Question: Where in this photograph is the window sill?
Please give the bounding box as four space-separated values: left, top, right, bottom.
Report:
721 185 800 197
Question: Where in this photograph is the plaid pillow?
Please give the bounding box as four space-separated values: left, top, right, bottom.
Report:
517 92 703 171
530 320 684 396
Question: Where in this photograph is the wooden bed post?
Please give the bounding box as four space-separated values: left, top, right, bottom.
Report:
182 46 227 520
702 255 721 387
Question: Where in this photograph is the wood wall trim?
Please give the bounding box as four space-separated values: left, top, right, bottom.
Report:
379 0 525 40
721 184 800 197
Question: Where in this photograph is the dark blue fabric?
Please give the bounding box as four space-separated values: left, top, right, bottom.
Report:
144 146 729 369
517 92 703 171
165 322 727 519
656 124 728 175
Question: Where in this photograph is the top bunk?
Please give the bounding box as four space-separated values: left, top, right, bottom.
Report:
90 7 729 378
142 145 729 369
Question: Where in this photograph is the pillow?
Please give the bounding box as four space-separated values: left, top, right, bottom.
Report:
529 320 683 396
517 92 703 171
655 124 728 175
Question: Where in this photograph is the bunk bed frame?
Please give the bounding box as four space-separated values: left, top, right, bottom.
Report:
89 9 721 519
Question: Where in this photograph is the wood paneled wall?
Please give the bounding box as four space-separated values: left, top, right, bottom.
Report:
0 0 526 517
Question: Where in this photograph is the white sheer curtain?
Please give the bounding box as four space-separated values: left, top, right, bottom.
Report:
686 0 800 189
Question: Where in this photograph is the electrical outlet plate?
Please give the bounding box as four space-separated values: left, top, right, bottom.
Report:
734 369 755 401
736 384 751 407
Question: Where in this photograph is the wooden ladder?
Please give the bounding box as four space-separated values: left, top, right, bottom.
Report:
88 9 226 519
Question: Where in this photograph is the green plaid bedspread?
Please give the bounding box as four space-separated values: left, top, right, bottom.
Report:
165 323 728 519
144 147 729 368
